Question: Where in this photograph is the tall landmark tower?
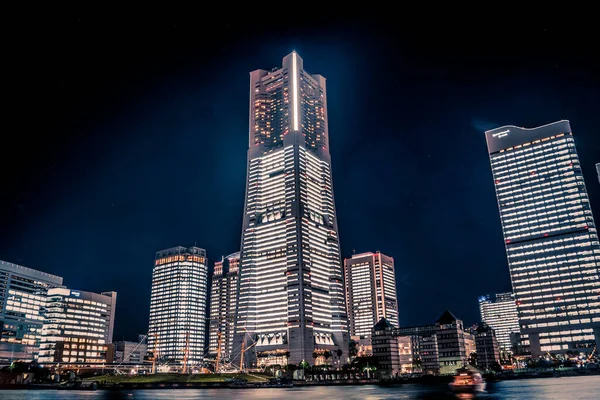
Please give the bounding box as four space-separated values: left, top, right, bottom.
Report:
485 121 600 357
235 52 348 367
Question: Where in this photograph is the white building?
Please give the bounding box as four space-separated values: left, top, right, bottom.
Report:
148 246 208 364
38 288 116 364
344 251 399 337
478 292 520 353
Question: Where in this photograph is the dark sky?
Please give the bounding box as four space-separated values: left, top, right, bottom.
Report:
3 17 599 340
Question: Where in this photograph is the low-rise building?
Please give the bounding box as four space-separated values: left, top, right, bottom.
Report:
475 322 500 371
372 310 472 376
372 318 400 377
436 310 467 375
113 340 148 364
397 335 413 374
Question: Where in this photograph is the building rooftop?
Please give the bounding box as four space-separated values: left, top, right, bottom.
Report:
374 318 396 330
476 322 493 334
0 260 64 286
436 309 460 324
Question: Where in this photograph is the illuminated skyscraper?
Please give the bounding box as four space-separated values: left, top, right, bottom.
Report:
596 163 599 184
344 251 399 338
478 292 520 352
235 52 348 366
148 246 208 364
208 252 240 364
485 120 600 356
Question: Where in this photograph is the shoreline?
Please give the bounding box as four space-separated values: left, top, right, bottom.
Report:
1 369 598 391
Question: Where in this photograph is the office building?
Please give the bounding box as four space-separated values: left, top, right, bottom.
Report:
478 292 521 352
235 52 348 366
420 333 440 375
397 335 413 374
38 288 117 364
596 163 599 184
436 310 467 375
148 246 208 365
485 120 600 356
113 340 148 364
0 260 64 362
345 251 399 338
474 322 500 371
464 329 476 361
208 252 240 364
374 311 471 376
395 324 437 374
372 318 401 377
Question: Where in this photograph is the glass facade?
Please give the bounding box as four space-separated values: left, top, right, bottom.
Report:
0 260 64 362
345 251 399 338
148 246 208 364
38 288 116 364
478 292 520 352
485 120 600 356
236 52 347 366
208 252 239 364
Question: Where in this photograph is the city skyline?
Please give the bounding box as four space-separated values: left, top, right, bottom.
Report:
2 18 599 341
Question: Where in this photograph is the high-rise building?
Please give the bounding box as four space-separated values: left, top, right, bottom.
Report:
0 260 64 362
38 288 117 364
485 120 600 356
208 252 240 364
478 292 520 353
148 246 208 364
235 52 348 367
344 251 399 338
596 163 599 184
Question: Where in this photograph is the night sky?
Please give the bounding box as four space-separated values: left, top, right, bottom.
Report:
3 17 599 341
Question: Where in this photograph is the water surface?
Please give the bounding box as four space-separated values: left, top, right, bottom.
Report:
1 375 599 399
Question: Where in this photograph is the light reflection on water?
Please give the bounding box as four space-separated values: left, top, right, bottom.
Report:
0 376 598 400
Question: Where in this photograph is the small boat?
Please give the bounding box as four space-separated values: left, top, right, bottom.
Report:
449 367 486 393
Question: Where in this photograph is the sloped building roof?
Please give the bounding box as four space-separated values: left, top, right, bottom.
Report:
436 309 460 324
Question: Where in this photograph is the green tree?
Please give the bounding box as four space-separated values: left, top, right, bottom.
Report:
351 356 379 370
349 339 358 358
